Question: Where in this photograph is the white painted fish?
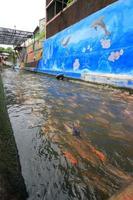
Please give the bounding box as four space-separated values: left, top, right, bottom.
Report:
61 36 71 47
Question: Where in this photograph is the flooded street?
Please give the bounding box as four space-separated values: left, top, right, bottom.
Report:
2 69 133 200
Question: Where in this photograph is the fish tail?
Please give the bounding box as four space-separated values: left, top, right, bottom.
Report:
105 29 111 36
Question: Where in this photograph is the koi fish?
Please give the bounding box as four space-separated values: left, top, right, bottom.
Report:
90 146 106 162
91 16 110 36
63 151 78 165
109 182 133 200
64 123 73 134
85 113 94 120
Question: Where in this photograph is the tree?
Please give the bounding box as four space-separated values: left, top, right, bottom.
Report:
0 47 5 52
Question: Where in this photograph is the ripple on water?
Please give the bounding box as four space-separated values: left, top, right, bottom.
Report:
2 69 133 200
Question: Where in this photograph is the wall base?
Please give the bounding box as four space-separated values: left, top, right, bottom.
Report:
81 73 133 89
25 68 133 90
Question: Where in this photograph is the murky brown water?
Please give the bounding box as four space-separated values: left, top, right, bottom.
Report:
2 69 133 200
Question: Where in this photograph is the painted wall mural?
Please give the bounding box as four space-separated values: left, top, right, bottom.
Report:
35 0 133 88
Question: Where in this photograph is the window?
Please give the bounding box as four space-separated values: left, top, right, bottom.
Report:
47 0 69 22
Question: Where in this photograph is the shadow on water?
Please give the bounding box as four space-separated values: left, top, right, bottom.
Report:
1 69 133 200
0 73 28 200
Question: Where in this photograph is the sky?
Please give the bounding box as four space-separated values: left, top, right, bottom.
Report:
0 0 46 32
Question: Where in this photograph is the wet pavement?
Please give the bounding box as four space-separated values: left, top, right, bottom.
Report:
2 69 133 200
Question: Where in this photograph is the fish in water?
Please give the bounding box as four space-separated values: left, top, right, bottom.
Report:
91 16 110 36
61 36 71 47
73 120 80 137
73 126 80 137
90 146 106 162
63 151 78 165
109 182 133 200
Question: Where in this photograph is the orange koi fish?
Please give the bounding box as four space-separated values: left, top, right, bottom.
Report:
109 182 133 200
63 151 78 165
90 146 106 162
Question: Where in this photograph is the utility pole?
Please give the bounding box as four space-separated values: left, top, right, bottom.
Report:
13 25 16 66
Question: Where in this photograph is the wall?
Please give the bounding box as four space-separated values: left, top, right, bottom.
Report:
0 74 28 199
22 39 43 67
46 0 116 38
39 18 46 33
46 0 52 5
26 42 42 63
36 0 133 88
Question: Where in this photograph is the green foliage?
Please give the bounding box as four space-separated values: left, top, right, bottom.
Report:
31 31 45 42
35 31 45 41
0 47 5 52
0 47 13 53
6 47 13 53
67 0 74 6
0 47 15 62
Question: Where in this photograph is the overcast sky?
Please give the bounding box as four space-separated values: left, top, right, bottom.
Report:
0 0 46 32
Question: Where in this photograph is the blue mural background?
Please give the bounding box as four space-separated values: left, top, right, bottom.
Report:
35 0 133 87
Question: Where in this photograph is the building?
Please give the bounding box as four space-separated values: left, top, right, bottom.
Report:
46 0 117 38
39 17 46 33
18 18 46 68
25 26 45 67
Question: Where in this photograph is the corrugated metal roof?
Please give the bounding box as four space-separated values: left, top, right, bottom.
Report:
0 27 33 46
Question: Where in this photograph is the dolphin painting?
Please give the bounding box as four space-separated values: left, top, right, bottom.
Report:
91 16 111 36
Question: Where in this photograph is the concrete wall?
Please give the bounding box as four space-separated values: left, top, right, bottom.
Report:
0 74 28 199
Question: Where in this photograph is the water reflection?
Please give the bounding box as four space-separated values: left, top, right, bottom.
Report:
2 69 133 200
